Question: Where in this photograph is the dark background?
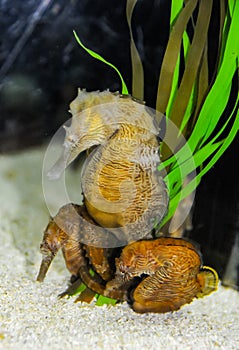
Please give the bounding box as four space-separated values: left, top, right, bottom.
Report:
0 0 238 285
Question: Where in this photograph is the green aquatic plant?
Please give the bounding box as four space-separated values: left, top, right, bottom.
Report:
72 0 238 303
73 30 128 95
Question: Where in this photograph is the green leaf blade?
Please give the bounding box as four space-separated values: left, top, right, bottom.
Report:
73 30 129 95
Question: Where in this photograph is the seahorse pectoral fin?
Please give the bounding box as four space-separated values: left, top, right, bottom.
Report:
196 266 219 298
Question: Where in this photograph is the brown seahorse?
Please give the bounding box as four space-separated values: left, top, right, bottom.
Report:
49 89 169 246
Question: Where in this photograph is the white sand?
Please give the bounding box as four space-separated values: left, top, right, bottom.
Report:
0 147 239 350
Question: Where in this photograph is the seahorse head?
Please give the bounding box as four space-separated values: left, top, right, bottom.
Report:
48 89 160 179
48 89 120 179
